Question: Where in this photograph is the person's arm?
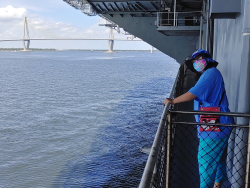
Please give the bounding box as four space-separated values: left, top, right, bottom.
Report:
163 92 197 105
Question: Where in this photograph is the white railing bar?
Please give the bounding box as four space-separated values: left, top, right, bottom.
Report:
157 11 202 14
245 119 250 188
173 0 176 26
199 16 203 48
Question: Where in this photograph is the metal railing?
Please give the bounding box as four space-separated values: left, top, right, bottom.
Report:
167 110 250 188
156 11 202 27
138 65 181 188
139 61 250 187
139 96 250 187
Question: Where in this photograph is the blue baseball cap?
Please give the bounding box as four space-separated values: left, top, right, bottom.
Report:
192 49 211 59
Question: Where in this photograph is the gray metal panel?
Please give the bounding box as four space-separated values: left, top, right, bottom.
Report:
234 1 250 186
213 19 243 113
213 0 250 187
157 26 200 36
211 0 241 13
210 0 241 18
101 14 199 62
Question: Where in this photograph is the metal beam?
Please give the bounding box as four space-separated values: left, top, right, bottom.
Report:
89 2 101 13
130 4 137 11
126 2 131 11
102 2 109 11
150 2 158 10
120 3 125 11
87 0 160 2
136 2 147 11
108 3 115 11
134 4 142 11
100 11 157 14
96 3 104 11
113 2 120 11
0 39 143 41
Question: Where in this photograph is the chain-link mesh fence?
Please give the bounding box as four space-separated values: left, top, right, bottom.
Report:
167 110 250 188
150 121 167 188
140 63 250 188
147 64 186 188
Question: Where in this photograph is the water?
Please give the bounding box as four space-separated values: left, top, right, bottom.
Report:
0 51 179 188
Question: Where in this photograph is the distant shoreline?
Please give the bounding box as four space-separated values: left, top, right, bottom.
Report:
0 48 159 52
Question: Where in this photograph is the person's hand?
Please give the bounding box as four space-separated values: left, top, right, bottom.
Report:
163 98 173 106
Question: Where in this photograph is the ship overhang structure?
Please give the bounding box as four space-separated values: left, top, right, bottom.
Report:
63 0 205 62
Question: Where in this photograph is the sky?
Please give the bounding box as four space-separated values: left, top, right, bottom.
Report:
0 0 152 50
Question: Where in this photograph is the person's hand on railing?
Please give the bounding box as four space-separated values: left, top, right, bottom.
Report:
163 98 174 105
163 92 196 106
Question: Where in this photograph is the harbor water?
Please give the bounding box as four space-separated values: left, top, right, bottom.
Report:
0 51 179 187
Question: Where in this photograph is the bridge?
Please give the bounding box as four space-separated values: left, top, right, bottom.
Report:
0 17 143 52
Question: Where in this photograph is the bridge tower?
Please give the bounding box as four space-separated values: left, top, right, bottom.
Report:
151 46 154 53
99 20 118 53
107 27 114 53
22 17 31 51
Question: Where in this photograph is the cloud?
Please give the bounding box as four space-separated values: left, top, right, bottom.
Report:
0 5 27 21
0 1 147 49
0 6 135 41
61 27 78 32
22 18 108 38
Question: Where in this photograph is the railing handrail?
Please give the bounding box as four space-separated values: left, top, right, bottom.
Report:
157 11 202 27
138 68 180 188
172 121 250 128
169 109 250 118
157 11 202 14
159 18 201 20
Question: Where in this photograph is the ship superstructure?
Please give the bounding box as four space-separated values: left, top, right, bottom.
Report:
63 0 250 187
63 0 205 62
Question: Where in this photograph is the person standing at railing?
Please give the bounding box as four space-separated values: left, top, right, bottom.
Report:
163 49 233 188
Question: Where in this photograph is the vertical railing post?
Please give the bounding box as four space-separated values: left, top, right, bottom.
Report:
245 118 250 188
157 12 159 27
166 111 172 188
175 12 178 26
168 11 169 25
205 0 209 51
173 0 176 26
199 16 203 49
